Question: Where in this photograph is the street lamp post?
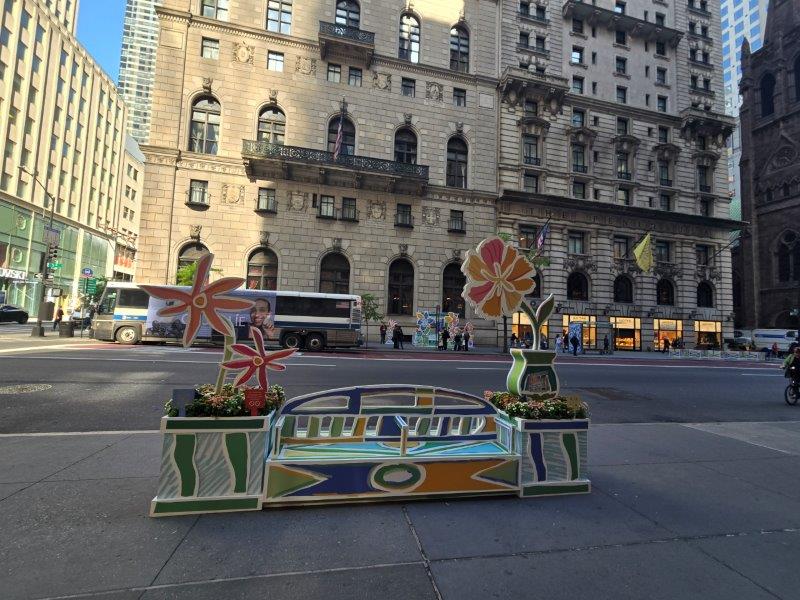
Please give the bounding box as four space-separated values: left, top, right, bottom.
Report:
18 166 57 337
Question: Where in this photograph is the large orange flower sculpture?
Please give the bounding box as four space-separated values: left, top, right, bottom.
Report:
222 326 297 389
140 253 253 347
461 237 537 319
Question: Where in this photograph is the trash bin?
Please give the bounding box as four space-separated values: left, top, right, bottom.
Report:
59 321 75 338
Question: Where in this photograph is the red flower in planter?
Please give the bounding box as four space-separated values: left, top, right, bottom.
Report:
140 253 252 347
222 326 297 389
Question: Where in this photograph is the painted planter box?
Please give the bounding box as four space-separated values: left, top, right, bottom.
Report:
498 412 590 497
150 414 271 517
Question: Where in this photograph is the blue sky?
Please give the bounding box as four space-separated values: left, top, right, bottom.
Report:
75 0 125 82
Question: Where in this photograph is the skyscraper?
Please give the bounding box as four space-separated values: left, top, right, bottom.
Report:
720 0 770 220
118 0 160 143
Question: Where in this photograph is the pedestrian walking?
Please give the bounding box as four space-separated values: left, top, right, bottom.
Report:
53 307 64 331
510 333 518 348
662 338 671 353
393 324 401 349
555 334 563 354
603 335 610 355
562 330 570 353
440 328 450 351
524 332 533 349
570 335 579 356
463 329 470 352
379 322 387 345
397 325 405 349
454 331 463 351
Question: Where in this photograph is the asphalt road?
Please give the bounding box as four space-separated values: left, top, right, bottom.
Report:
0 344 791 433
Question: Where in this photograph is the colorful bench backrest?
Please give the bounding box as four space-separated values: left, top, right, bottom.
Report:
272 385 514 454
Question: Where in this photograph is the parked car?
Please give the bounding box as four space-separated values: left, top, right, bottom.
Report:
0 304 29 324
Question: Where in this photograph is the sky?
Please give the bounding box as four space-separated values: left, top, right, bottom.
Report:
75 0 126 82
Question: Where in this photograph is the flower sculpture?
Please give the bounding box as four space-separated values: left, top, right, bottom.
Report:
140 253 253 348
222 326 297 390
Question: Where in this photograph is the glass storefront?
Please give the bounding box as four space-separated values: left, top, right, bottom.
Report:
610 317 642 351
695 320 722 349
512 311 548 347
561 314 597 349
654 319 683 350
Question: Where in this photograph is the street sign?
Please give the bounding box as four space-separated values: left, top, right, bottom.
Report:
81 267 94 277
83 277 97 295
47 262 63 269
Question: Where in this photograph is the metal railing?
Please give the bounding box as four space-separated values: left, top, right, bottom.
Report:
573 164 588 173
617 171 632 180
660 178 673 187
318 21 375 45
699 184 712 193
524 156 541 166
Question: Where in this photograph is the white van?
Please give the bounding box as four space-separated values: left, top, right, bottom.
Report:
751 329 798 353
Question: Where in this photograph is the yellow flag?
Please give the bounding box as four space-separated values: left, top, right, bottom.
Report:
633 233 653 272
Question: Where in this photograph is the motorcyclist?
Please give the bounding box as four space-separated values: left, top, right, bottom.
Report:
783 347 800 387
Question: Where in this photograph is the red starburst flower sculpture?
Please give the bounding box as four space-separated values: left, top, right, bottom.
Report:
139 253 253 347
222 326 297 389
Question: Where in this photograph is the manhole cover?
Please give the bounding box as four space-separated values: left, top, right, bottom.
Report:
0 384 52 395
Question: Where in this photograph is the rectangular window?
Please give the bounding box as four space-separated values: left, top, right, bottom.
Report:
319 195 336 218
257 188 277 212
655 13 665 26
266 0 292 34
656 67 667 84
519 225 537 249
655 241 671 263
572 108 585 127
571 46 584 64
615 56 627 74
699 197 711 216
657 95 667 112
591 51 597 65
617 188 631 205
572 76 584 94
572 144 586 170
201 38 219 59
348 67 362 86
401 78 416 97
696 244 710 266
572 181 586 199
616 86 627 104
535 5 546 20
535 36 546 51
453 88 467 106
614 1 626 14
189 180 209 205
522 135 539 165
568 231 585 254
201 0 229 21
448 209 465 232
341 197 357 221
524 99 537 115
572 18 584 34
616 117 629 135
658 126 669 143
523 172 539 193
659 194 671 211
616 151 630 176
519 1 530 15
615 30 627 45
268 51 284 71
613 236 629 259
327 63 341 82
656 41 666 55
396 203 412 226
519 32 530 47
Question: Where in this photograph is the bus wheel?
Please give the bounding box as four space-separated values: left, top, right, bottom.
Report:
306 333 324 352
282 332 302 349
115 326 140 345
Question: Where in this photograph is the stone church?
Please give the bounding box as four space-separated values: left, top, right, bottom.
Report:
736 0 800 329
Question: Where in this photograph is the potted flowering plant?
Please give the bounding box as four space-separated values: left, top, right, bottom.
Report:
142 254 296 517
462 237 590 496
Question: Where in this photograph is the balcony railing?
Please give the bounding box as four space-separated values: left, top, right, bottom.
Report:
699 184 712 193
340 206 359 222
617 171 632 181
318 21 375 45
573 164 588 173
689 58 713 68
242 140 429 180
448 218 466 233
518 44 550 58
687 3 711 17
690 85 715 97
524 156 542 166
519 11 549 25
318 21 375 66
660 178 673 187
395 212 414 228
255 196 278 214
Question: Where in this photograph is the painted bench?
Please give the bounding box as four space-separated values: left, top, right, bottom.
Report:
262 384 589 505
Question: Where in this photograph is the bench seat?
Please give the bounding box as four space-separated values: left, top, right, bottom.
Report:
275 439 515 461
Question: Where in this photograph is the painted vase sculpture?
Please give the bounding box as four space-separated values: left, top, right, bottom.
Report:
506 349 560 399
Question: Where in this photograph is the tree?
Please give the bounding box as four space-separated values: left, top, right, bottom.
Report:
360 293 383 349
176 261 222 286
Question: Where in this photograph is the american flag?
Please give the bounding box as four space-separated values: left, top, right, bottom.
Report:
536 220 550 250
332 114 344 161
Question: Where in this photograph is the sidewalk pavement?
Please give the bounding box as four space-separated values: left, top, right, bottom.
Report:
2 421 799 599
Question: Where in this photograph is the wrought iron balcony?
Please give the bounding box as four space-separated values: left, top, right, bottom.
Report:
699 184 712 193
690 85 716 97
524 156 542 166
395 212 414 228
617 171 632 181
518 44 550 58
660 178 673 187
687 3 712 17
689 58 713 69
573 164 588 174
448 218 467 234
519 11 549 25
319 21 375 66
242 140 429 196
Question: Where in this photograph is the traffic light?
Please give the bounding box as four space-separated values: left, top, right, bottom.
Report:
47 242 59 263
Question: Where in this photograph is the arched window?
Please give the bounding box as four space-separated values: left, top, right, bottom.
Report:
446 137 468 188
335 0 360 28
257 107 285 144
442 263 466 316
399 13 420 63
327 115 355 156
394 127 417 164
176 242 209 282
697 281 714 308
189 96 220 154
613 275 633 303
388 258 414 315
567 272 589 301
247 248 278 290
761 73 776 117
319 252 350 294
656 279 675 306
450 26 469 73
776 230 800 282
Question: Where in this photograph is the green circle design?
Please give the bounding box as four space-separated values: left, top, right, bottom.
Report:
372 463 423 491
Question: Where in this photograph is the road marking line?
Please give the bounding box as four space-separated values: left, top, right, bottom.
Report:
456 367 508 370
0 343 106 355
0 430 159 437
740 373 785 377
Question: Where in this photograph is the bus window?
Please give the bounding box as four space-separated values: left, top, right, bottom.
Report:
117 288 150 309
277 297 351 318
98 289 118 315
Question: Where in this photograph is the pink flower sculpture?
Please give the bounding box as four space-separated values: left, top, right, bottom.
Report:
140 253 253 347
222 326 297 389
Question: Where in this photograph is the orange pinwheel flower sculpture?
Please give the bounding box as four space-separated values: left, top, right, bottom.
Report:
140 253 253 347
461 236 536 319
222 326 297 389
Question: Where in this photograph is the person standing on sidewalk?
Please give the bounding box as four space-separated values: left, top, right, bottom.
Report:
53 307 64 331
393 324 400 349
440 327 450 351
555 334 563 354
379 322 387 346
397 325 405 349
662 338 671 353
454 330 462 351
570 334 579 356
463 329 470 352
603 335 610 355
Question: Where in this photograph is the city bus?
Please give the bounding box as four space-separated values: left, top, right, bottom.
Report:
93 282 362 350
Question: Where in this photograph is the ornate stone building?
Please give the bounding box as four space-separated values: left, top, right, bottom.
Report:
139 0 738 348
735 0 800 330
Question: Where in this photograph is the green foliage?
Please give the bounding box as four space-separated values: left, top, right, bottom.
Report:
484 390 588 420
164 383 287 417
175 261 222 286
361 293 383 323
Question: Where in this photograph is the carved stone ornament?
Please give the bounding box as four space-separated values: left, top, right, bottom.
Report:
189 225 202 241
234 42 254 64
564 254 597 273
368 199 386 220
288 191 307 212
259 230 270 246
451 248 462 261
295 56 317 76
332 237 343 251
269 89 278 103
770 145 797 171
221 184 244 205
653 262 683 279
426 82 443 101
202 78 213 92
421 206 440 227
399 243 409 256
373 72 392 91
404 113 413 125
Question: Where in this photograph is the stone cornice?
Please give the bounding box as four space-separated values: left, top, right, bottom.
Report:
569 95 682 125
